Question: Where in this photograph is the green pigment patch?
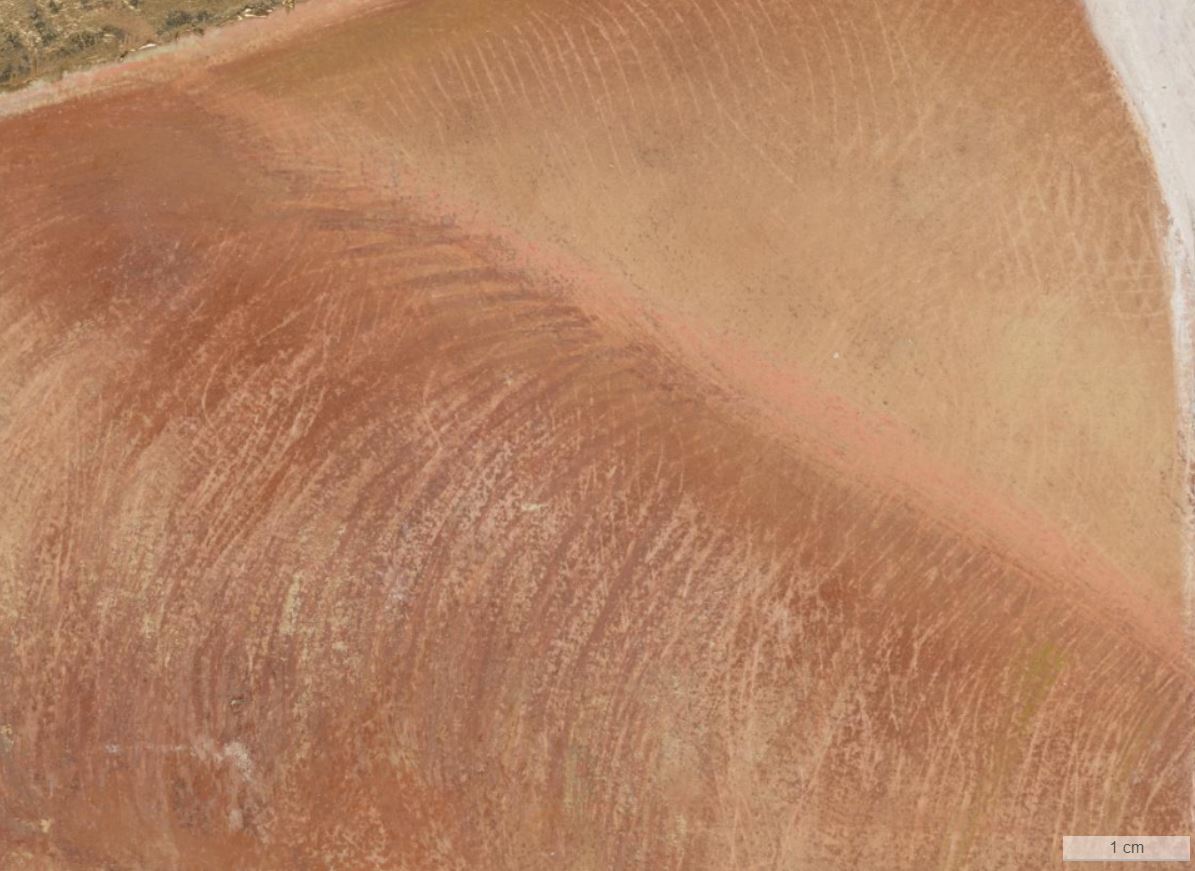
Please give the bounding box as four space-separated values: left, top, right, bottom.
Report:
0 0 295 91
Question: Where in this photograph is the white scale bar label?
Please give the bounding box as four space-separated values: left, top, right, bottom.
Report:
1063 836 1190 862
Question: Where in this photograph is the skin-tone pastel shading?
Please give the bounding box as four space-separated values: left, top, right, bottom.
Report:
1085 0 1195 652
0 0 1191 868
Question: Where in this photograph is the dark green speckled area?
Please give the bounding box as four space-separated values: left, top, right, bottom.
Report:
0 0 293 90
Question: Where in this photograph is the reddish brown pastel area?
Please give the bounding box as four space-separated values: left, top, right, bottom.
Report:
0 0 1191 868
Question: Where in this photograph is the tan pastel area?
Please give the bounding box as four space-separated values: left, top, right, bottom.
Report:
0 0 1190 868
227 0 1184 597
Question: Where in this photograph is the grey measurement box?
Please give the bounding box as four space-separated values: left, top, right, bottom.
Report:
1063 836 1190 862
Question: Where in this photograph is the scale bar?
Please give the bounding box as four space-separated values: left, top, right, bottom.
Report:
1063 836 1190 862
